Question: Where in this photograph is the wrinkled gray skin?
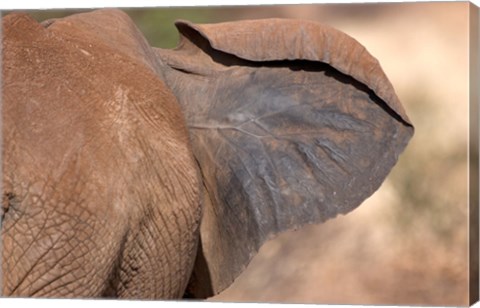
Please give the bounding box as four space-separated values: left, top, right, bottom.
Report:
1 9 413 299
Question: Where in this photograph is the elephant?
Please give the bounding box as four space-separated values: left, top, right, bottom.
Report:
1 9 413 299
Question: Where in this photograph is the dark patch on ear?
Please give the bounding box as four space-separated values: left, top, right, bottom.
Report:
323 64 412 128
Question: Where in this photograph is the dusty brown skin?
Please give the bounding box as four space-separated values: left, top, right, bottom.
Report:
1 9 413 299
1 10 201 298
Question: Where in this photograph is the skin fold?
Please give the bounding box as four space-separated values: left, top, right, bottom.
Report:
1 9 413 299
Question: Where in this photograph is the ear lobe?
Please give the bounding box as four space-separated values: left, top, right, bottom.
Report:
158 19 414 299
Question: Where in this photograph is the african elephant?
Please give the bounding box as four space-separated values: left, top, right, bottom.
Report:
1 9 413 299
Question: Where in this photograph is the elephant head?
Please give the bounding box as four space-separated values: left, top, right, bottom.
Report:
1 9 413 299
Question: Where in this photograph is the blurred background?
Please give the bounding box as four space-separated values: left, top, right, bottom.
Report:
23 2 472 306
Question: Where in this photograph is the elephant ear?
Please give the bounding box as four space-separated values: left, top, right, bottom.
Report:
155 18 414 298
